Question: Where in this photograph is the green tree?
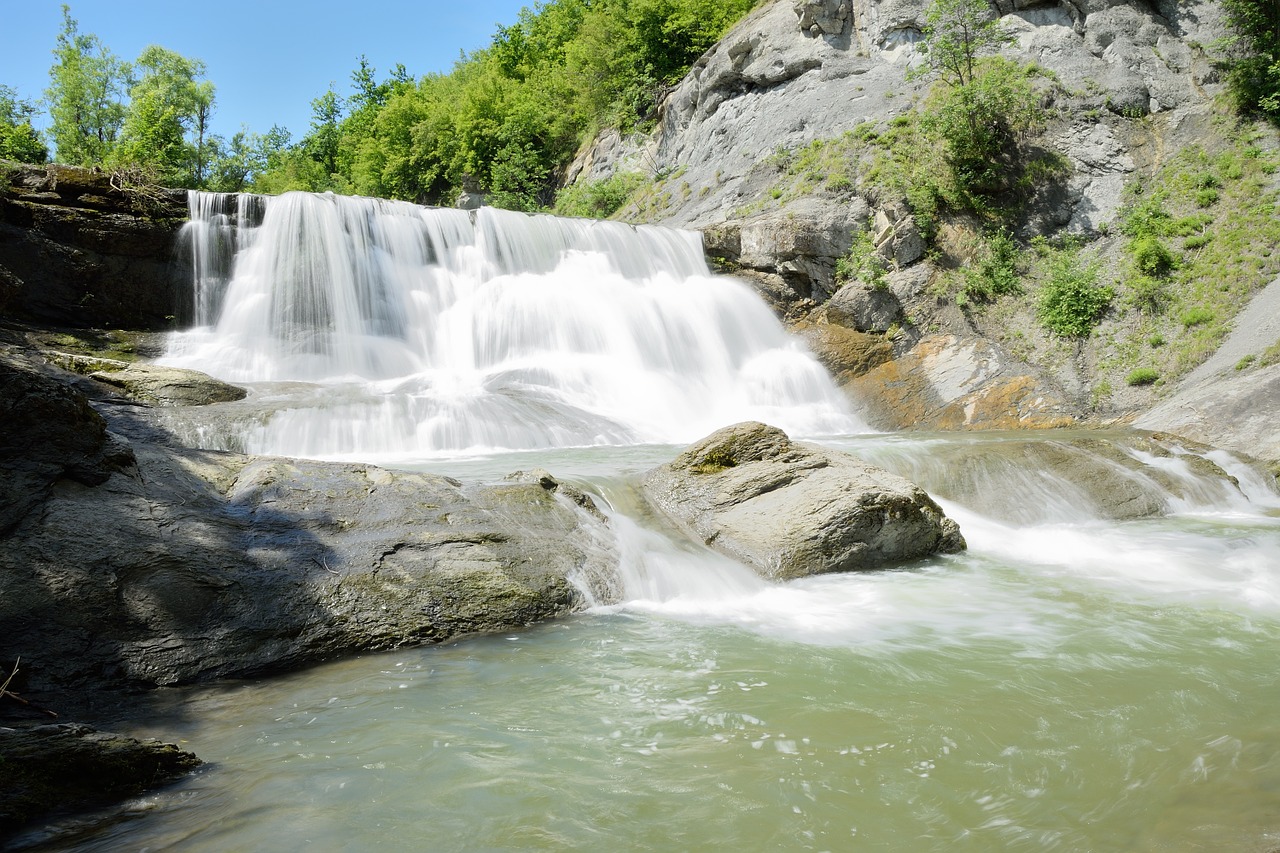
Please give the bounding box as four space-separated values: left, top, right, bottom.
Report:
916 0 1011 89
45 5 130 165
1220 0 1280 120
112 45 216 186
304 85 345 179
0 85 48 163
910 0 1046 201
208 124 290 192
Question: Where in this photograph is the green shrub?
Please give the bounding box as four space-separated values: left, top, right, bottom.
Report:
1180 306 1216 327
1037 248 1113 337
1195 187 1220 207
1235 353 1257 370
1183 233 1211 250
1125 367 1160 386
1131 235 1177 276
962 229 1022 300
1149 332 1166 347
552 172 648 219
835 225 888 289
1129 274 1169 314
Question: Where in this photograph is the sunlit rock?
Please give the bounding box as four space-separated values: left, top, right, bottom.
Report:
641 421 964 580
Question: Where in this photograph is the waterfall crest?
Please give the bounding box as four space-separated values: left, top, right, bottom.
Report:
164 191 865 459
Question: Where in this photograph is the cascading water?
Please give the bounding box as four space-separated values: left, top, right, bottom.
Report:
63 191 1280 853
163 191 863 459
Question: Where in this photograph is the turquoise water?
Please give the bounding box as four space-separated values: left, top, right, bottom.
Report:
29 437 1280 853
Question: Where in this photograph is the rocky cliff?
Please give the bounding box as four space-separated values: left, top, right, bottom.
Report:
572 0 1280 468
0 163 188 329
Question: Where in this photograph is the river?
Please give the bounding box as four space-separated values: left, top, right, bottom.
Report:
29 192 1279 852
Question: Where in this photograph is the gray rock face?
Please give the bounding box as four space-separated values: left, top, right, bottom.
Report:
45 352 247 406
0 723 201 837
823 280 904 332
0 363 616 697
0 164 187 329
609 0 1227 232
641 421 965 580
0 359 135 536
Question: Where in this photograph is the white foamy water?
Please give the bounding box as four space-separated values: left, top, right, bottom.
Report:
162 192 863 458
44 193 1279 853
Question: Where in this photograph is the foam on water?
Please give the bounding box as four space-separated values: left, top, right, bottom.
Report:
163 191 864 458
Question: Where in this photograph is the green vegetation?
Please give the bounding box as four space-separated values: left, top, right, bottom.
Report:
961 229 1021 301
44 6 129 167
1219 0 1280 121
834 225 888 289
553 171 650 218
0 86 47 163
1125 367 1160 386
6 2 758 208
1035 242 1112 338
260 0 758 208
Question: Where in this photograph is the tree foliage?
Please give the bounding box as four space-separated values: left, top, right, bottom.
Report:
29 1 760 203
45 5 130 166
256 0 759 209
916 0 1011 89
112 46 216 186
1220 0 1280 120
0 85 48 163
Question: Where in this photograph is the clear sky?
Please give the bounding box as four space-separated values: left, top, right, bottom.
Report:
1 1 532 145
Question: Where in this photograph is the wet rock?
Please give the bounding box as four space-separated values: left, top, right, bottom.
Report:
641 422 965 581
0 164 187 329
0 366 616 698
45 352 247 406
0 723 201 838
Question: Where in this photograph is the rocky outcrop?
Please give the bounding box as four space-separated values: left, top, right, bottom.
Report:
46 352 248 406
641 421 964 580
1135 276 1280 468
0 163 187 329
0 358 616 699
1136 365 1280 470
0 356 136 536
0 723 201 838
843 334 1078 430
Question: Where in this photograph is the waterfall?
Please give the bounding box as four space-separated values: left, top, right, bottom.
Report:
163 191 865 459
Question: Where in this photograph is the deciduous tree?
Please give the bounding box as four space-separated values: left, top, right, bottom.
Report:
45 5 129 165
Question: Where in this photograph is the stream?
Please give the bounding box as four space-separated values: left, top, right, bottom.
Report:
26 192 1279 852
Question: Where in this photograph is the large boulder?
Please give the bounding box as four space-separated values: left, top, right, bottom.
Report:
0 723 201 838
641 422 964 580
44 352 248 406
0 363 616 700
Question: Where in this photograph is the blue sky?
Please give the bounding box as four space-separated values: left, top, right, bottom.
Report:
1 1 532 144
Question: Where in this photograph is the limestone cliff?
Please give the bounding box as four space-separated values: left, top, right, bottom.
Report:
570 0 1280 465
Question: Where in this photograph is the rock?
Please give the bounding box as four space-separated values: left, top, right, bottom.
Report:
0 359 135 535
641 422 965 581
0 723 201 838
795 0 851 37
44 351 247 406
790 318 893 381
89 363 247 406
1136 364 1280 468
735 199 869 300
844 334 1077 431
0 365 617 699
822 280 904 332
0 164 187 329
